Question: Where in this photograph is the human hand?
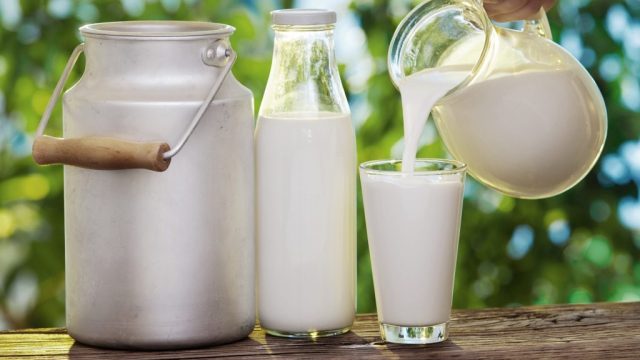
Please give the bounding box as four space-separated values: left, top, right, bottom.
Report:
484 0 556 22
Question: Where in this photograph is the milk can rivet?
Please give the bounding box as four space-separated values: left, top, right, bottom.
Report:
202 39 231 67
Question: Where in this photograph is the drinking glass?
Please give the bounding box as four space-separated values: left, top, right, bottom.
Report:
360 159 466 344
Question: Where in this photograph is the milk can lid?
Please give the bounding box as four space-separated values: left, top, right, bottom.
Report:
271 9 337 25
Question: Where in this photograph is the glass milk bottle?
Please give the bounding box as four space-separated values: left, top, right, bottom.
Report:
256 9 356 338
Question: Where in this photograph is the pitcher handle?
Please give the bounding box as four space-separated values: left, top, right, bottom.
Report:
523 7 552 40
33 40 235 172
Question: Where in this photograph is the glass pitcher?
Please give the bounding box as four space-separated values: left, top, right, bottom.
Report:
388 0 607 199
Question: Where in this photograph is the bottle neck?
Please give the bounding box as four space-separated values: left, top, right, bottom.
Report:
271 25 338 81
271 24 336 50
260 25 348 116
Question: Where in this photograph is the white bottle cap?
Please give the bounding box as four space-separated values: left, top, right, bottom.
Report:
271 9 337 26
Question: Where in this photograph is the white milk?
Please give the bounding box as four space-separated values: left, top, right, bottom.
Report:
361 174 464 326
399 66 607 198
256 112 356 334
433 68 606 197
398 67 467 173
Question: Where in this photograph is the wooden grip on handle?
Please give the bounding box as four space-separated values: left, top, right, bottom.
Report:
32 135 171 172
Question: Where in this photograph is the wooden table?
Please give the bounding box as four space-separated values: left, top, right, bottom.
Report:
1 302 639 359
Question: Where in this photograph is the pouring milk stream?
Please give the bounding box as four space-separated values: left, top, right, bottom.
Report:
398 67 466 173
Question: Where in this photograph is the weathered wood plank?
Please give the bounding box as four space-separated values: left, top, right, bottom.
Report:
1 302 639 359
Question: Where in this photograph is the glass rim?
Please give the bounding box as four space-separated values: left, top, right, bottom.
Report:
359 158 467 176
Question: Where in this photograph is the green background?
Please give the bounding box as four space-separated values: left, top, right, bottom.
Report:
0 0 639 329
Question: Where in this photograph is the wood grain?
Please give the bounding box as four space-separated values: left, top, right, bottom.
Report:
32 135 171 172
1 302 639 359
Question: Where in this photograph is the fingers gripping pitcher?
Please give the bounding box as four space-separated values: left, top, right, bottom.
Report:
32 22 255 349
389 0 607 198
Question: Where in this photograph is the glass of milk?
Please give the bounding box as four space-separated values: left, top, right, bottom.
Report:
360 159 466 344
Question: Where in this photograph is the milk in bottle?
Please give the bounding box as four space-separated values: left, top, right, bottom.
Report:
256 9 356 338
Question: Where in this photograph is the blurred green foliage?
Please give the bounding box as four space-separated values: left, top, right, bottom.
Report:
0 0 639 330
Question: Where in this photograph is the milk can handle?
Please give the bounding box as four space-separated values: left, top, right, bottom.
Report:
33 40 236 172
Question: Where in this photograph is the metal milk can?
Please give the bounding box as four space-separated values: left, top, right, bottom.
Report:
32 21 255 349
